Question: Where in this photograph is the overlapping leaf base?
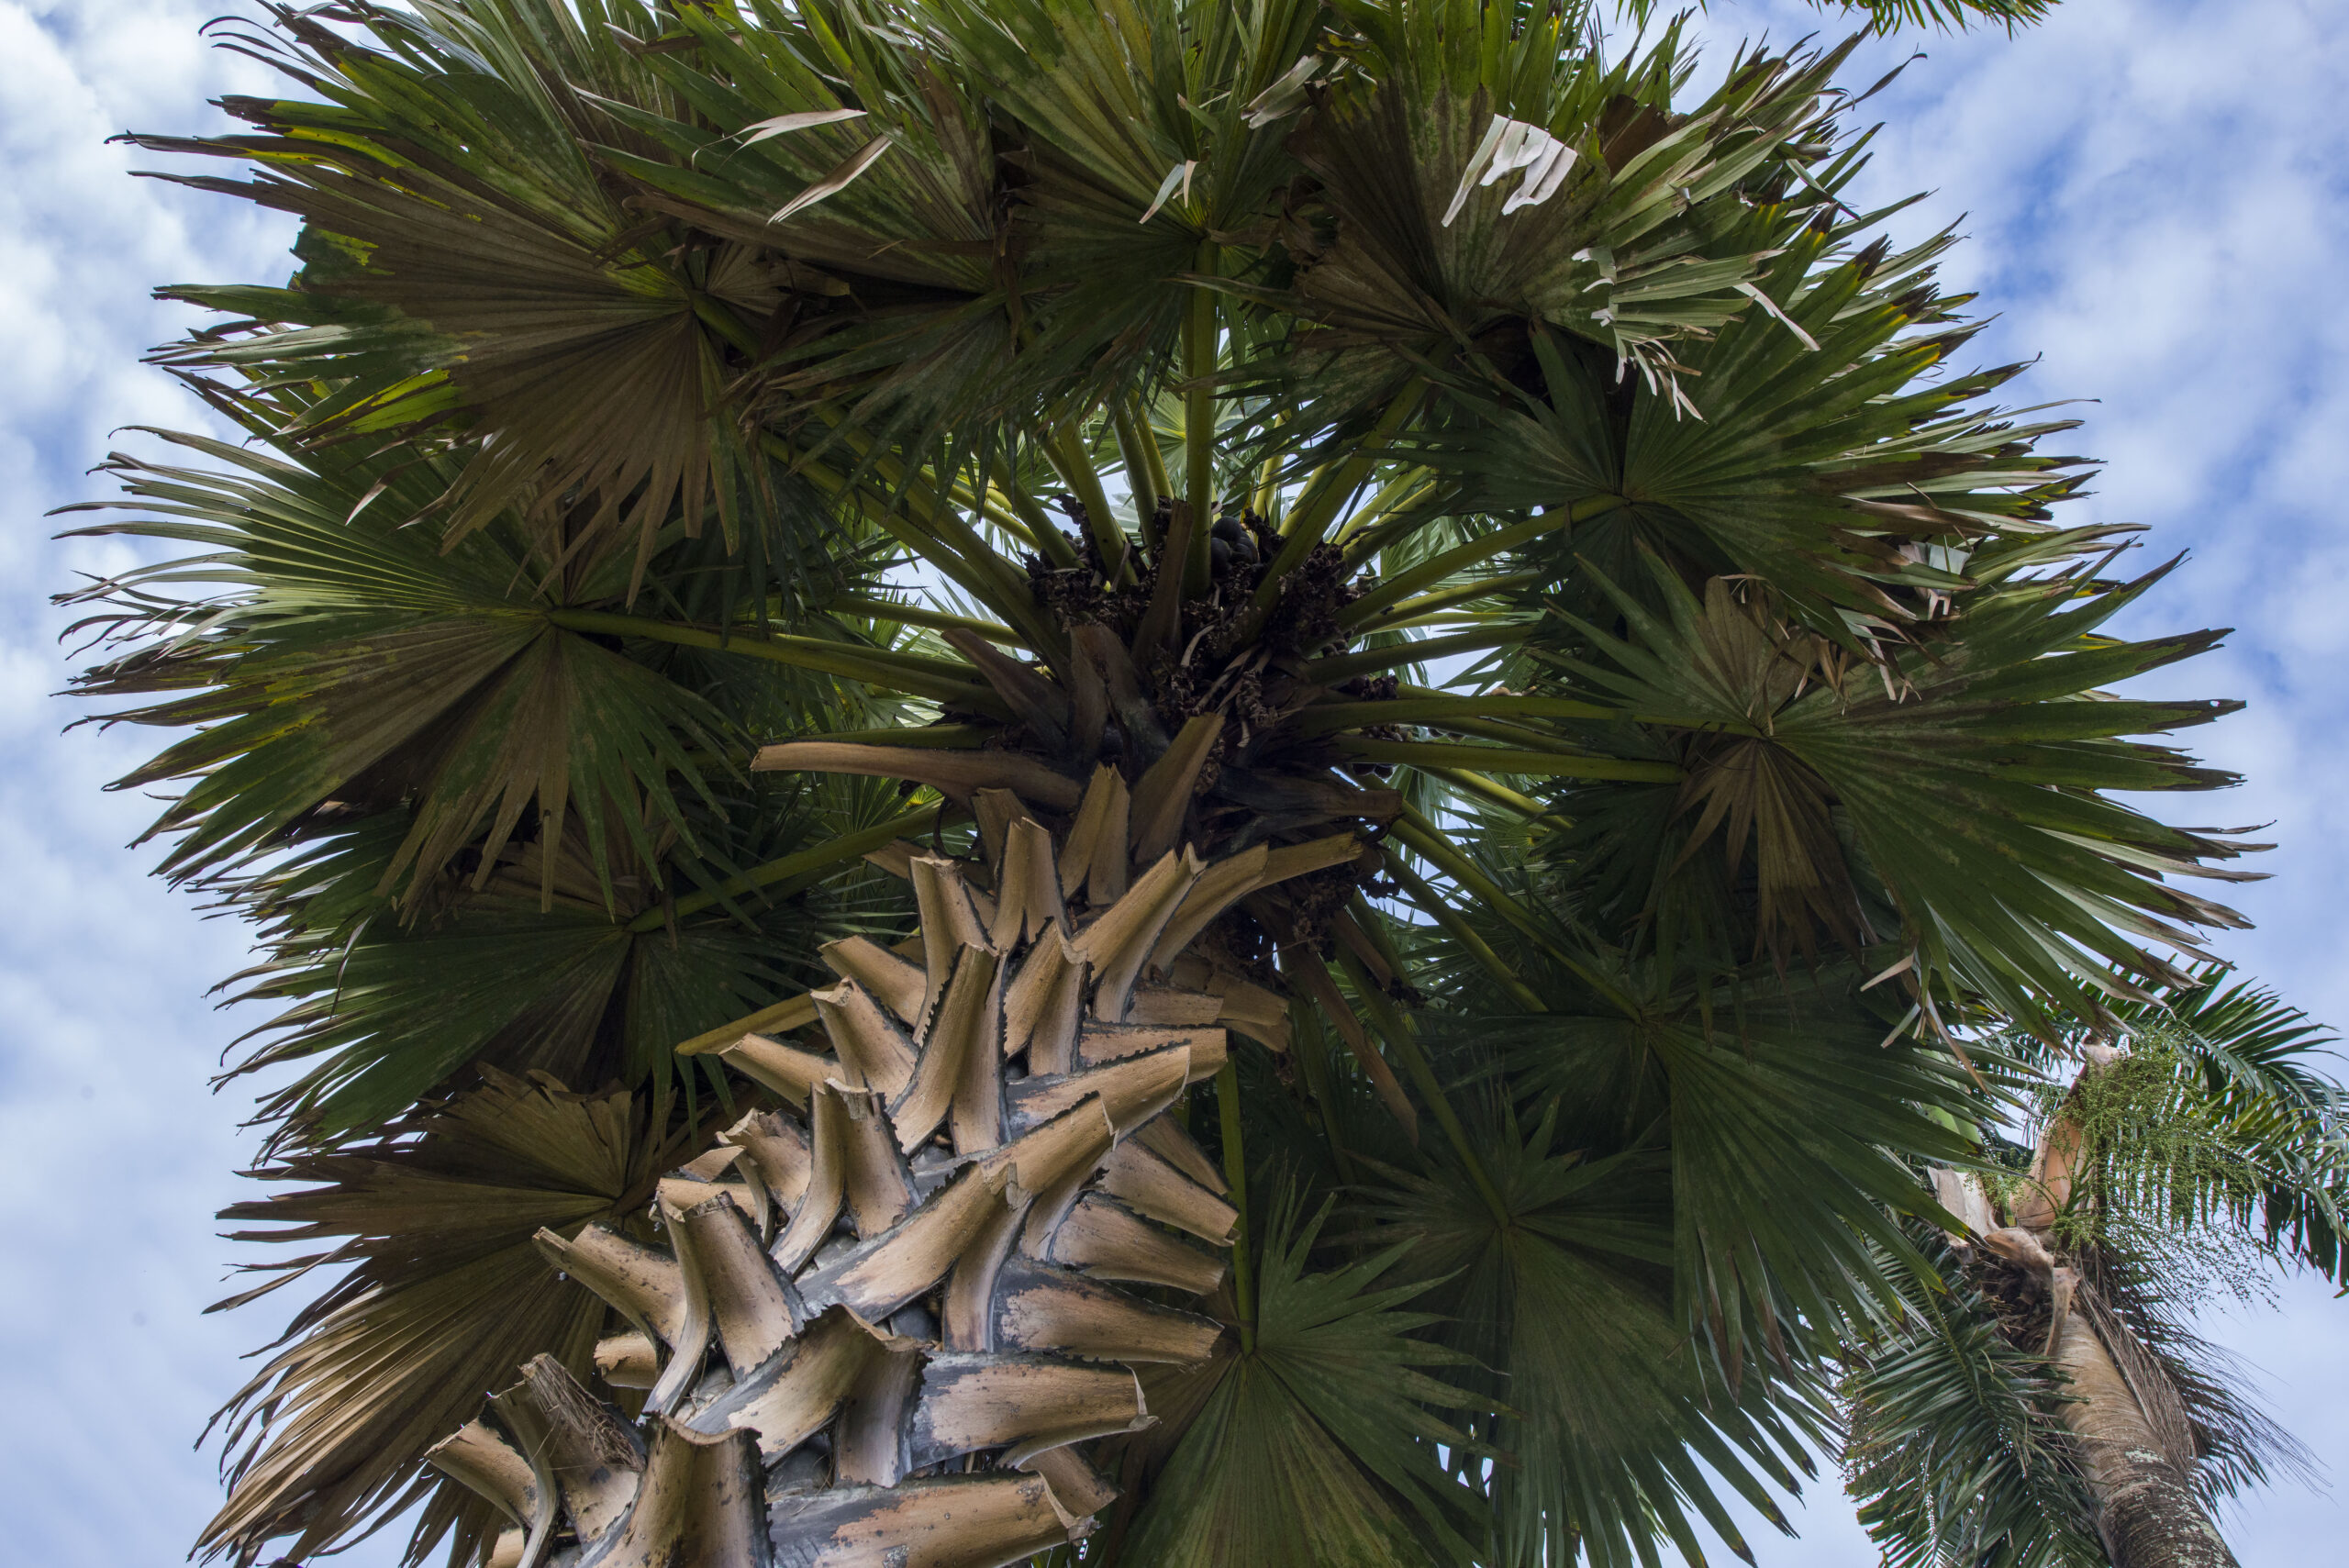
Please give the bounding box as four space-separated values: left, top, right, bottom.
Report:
430 774 1349 1566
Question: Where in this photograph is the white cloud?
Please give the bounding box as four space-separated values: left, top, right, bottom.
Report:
0 3 400 1562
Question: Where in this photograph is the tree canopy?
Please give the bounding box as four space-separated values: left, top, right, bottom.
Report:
54 3 2347 1565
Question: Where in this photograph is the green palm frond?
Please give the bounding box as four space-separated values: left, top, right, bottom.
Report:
1433 218 2089 634
54 384 938 1146
1266 17 1860 417
128 6 1893 562
1842 1231 2104 1568
212 781 914 1142
1529 547 2256 1035
56 392 885 915
2158 976 2349 1282
2009 972 2349 1288
1825 0 2061 29
1105 1190 1492 1568
1347 840 2024 1562
1361 1103 1827 1568
1359 859 1979 1332
1623 0 2060 30
138 0 786 583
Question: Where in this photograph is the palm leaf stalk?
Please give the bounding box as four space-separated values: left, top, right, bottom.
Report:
54 2 2344 1565
201 1071 734 1564
428 793 1286 1568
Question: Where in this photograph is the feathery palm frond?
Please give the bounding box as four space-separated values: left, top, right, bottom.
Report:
1624 0 2061 31
1842 1229 2104 1568
2077 972 2349 1286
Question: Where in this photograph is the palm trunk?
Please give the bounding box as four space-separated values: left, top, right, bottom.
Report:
425 772 1353 1565
2050 1309 2239 1568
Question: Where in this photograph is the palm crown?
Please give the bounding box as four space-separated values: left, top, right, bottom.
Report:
55 2 2345 1566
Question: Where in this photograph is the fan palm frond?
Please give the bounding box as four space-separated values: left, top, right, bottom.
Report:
1531 546 2256 1036
1102 1190 1491 1568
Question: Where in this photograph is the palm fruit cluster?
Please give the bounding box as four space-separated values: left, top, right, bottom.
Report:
428 771 1355 1565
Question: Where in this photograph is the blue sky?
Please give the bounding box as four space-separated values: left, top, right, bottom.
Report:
3 1 2343 1562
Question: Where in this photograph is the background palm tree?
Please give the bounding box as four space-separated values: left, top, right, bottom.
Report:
1845 973 2345 1567
54 1 2342 1564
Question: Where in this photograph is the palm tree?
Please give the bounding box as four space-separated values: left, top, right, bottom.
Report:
57 1 2335 1565
1843 974 2346 1568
